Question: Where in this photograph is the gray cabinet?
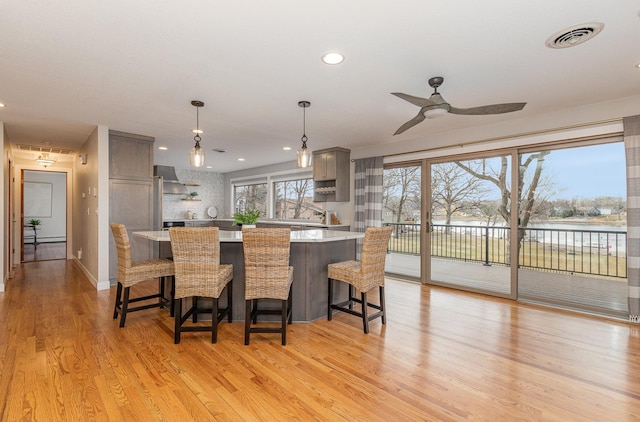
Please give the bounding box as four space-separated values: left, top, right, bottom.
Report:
312 147 350 202
109 131 155 282
213 220 239 231
185 221 214 227
109 131 154 180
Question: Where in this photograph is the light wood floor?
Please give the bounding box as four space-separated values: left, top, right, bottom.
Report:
22 241 66 262
2 260 640 421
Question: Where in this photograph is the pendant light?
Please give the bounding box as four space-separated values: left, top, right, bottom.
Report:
189 100 205 167
297 100 312 168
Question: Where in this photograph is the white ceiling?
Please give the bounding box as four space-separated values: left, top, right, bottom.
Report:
1 1 639 173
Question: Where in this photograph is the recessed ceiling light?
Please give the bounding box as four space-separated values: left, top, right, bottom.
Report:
0 103 5 108
636 63 640 69
238 158 245 161
206 165 212 169
283 146 292 151
158 146 168 150
321 52 344 65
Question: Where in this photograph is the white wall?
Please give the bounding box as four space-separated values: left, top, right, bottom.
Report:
72 125 110 290
1 122 6 292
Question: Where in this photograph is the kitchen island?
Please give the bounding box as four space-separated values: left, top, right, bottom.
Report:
133 229 364 322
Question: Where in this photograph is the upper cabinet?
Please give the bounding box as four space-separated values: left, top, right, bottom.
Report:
109 131 154 180
312 147 350 202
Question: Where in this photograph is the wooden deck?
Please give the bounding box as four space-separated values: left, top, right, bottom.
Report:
386 252 628 318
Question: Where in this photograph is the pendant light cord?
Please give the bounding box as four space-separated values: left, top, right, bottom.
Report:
301 103 308 146
194 105 201 145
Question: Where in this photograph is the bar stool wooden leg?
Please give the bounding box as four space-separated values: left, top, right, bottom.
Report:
361 291 369 334
281 299 287 345
244 300 252 345
380 286 386 325
327 278 334 320
113 282 123 320
226 282 233 323
120 287 131 328
288 288 293 324
211 298 219 344
174 298 182 344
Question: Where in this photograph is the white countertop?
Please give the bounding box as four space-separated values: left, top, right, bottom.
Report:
163 218 350 228
133 229 363 243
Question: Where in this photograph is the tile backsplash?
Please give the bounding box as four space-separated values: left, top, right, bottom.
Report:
162 169 225 220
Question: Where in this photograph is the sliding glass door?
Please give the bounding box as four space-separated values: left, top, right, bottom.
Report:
427 153 515 297
383 164 422 279
517 141 627 317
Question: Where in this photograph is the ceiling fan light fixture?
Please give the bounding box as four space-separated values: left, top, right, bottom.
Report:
424 107 448 119
189 100 206 168
296 100 312 168
36 152 57 168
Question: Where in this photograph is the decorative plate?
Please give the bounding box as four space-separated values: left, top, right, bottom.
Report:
207 206 218 219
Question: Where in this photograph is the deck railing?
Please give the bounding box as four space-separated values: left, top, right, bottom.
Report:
383 222 627 278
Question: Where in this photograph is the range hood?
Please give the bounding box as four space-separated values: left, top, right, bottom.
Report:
153 165 189 194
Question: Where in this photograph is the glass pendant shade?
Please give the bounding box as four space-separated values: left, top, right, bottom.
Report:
190 140 205 167
189 100 206 168
297 141 312 168
297 100 312 168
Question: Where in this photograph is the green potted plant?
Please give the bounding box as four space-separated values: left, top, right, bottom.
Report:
232 208 261 228
28 218 41 227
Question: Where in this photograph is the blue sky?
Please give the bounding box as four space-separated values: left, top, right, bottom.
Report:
542 142 626 199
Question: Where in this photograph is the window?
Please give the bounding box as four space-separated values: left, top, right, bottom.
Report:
233 183 267 215
273 177 324 221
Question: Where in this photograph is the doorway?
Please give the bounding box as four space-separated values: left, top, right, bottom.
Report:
21 170 67 262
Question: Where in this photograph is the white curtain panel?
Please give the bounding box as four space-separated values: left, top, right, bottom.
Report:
354 157 383 258
624 115 640 321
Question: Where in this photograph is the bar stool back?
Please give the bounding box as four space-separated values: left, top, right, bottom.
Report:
169 226 233 344
242 228 293 345
327 226 393 333
110 223 174 328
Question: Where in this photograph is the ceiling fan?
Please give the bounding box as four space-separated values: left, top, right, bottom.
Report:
391 76 526 135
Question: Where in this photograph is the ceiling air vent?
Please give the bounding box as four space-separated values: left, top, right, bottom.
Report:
17 144 74 154
545 22 604 49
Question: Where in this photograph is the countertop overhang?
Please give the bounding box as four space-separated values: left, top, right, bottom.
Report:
163 218 350 229
133 229 363 243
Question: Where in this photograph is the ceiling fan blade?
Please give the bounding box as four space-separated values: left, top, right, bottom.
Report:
391 92 437 108
449 102 526 115
394 112 426 135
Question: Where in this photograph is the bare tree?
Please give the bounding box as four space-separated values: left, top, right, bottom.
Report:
235 183 267 213
289 179 310 219
431 162 489 226
383 166 421 223
455 152 554 244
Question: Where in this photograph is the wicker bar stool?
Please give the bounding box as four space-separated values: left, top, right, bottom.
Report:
110 223 175 328
169 227 233 344
327 226 393 334
242 228 293 345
